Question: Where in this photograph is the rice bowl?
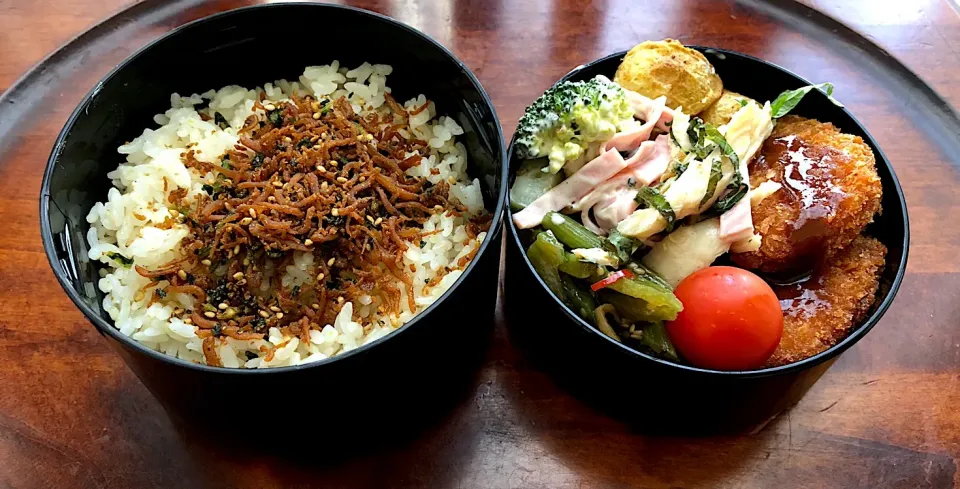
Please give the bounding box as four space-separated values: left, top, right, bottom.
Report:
85 61 489 368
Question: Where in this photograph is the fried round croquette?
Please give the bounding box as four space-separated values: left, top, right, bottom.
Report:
614 39 723 114
765 236 887 367
732 115 883 274
699 90 757 127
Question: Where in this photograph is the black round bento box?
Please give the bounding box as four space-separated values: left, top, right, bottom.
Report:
40 3 507 437
503 49 909 433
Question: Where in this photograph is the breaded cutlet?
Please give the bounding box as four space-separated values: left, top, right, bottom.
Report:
765 236 887 367
732 115 883 275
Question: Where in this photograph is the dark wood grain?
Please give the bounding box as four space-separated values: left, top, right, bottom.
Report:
1 0 959 488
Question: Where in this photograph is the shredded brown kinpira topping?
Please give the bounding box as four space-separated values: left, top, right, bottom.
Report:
141 94 488 361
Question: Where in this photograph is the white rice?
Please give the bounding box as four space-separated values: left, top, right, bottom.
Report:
86 61 487 368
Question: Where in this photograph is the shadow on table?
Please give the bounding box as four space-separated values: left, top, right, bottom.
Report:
153 319 493 488
492 307 780 487
501 301 811 436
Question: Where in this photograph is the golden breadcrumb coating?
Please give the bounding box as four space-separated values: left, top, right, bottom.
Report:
733 115 883 275
765 236 886 367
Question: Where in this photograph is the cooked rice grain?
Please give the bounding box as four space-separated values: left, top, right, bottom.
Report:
86 62 486 367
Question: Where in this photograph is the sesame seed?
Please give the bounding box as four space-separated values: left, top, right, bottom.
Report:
177 269 188 280
304 239 314 246
243 258 250 266
240 217 252 225
283 136 292 143
321 181 328 190
313 112 321 119
272 181 283 188
201 259 212 266
374 217 383 225
276 312 284 319
316 165 326 173
204 311 216 319
337 296 344 303
320 132 328 139
311 303 321 310
268 196 276 202
327 257 336 266
169 209 180 218
270 306 281 312
233 272 244 280
233 244 241 254
263 103 276 111
336 176 348 184
218 303 229 310
310 135 320 143
248 208 257 218
448 176 457 184
359 176 366 182
317 273 325 281
183 318 193 325
331 208 339 216
328 160 338 167
259 310 270 318
366 215 375 223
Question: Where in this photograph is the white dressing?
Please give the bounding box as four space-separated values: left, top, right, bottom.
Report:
642 218 730 287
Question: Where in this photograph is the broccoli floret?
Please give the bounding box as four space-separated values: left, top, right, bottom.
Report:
515 75 633 173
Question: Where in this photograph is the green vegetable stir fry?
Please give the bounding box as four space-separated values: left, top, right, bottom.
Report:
527 211 682 355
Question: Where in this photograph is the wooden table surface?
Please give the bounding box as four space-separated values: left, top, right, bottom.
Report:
2 0 959 488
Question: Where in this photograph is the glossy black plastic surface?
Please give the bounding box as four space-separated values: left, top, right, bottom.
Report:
40 3 506 427
504 48 909 432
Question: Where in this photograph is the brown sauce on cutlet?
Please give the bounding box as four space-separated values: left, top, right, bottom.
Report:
762 134 848 318
770 274 831 319
764 134 847 258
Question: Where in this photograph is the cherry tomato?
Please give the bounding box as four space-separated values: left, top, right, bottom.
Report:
590 269 634 292
666 266 783 371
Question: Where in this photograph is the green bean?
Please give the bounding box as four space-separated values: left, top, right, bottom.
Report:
601 262 682 322
526 231 565 297
597 289 659 323
541 211 604 249
560 274 597 324
640 322 679 362
558 252 599 279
